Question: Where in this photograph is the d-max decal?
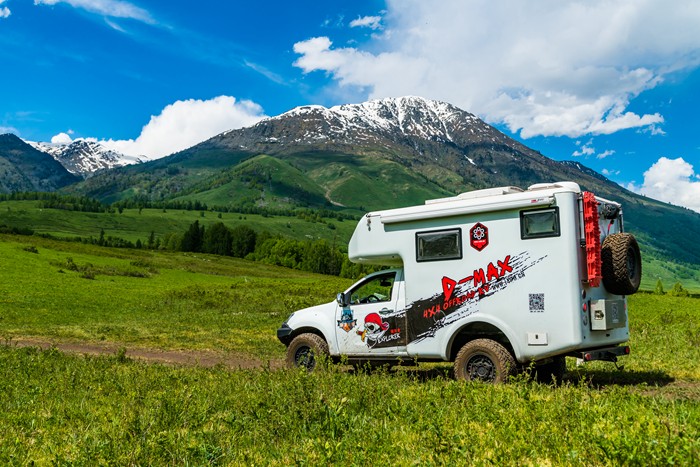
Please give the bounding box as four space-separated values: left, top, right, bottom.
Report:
406 251 546 343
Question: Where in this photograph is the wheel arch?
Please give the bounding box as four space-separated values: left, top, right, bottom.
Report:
286 326 328 345
446 319 520 362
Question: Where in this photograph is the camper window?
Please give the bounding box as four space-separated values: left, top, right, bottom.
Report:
520 207 561 239
416 228 462 262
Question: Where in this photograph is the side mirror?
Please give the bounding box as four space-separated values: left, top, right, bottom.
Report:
336 292 348 307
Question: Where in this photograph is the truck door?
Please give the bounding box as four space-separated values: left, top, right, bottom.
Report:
335 270 407 356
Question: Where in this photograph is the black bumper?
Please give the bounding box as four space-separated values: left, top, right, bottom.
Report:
277 323 293 345
568 345 630 362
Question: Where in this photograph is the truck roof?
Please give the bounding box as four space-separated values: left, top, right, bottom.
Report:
370 181 581 225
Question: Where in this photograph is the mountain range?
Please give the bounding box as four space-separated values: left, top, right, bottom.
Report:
27 139 143 178
3 96 700 273
0 134 80 193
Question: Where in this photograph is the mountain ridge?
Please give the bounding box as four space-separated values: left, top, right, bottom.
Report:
63 96 700 268
0 134 80 193
27 139 144 178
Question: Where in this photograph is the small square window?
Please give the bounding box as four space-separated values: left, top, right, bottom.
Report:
416 228 462 262
520 208 560 239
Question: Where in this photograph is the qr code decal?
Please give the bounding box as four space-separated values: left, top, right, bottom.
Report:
529 293 545 313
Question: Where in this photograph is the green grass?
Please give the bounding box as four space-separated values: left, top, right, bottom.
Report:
0 234 699 464
0 234 350 356
0 200 356 245
0 347 697 465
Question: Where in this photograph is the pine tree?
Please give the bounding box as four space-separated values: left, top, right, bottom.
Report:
654 279 665 295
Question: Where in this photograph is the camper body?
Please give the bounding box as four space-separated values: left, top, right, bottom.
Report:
278 182 639 381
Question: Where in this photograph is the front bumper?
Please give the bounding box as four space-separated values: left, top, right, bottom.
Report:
277 323 293 345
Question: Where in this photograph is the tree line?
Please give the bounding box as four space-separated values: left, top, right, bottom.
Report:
160 220 377 279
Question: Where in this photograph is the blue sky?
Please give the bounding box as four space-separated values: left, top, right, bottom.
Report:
1 0 700 211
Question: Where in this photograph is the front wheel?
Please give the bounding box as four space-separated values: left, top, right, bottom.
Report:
454 339 516 383
285 333 329 371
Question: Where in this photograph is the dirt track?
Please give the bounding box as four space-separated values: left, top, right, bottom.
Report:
2 337 284 370
3 337 699 399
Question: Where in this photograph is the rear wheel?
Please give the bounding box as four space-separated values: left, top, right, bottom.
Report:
285 333 329 371
453 339 516 383
601 233 642 295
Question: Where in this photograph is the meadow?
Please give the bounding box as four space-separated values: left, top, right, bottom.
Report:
0 234 698 465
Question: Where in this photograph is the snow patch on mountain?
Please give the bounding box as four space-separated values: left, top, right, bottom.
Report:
273 96 488 144
28 139 144 177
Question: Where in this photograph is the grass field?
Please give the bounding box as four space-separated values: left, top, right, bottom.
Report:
0 200 356 246
0 234 699 464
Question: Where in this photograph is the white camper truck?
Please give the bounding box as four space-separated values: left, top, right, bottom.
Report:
277 182 641 382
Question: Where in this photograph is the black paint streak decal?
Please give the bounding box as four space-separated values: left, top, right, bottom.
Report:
405 251 546 343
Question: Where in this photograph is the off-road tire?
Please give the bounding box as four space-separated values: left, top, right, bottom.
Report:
453 339 516 383
285 333 329 371
601 233 642 295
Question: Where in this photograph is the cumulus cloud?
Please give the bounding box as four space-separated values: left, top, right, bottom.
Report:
34 0 154 24
350 15 382 30
629 157 700 213
293 0 700 138
98 96 267 159
51 131 74 144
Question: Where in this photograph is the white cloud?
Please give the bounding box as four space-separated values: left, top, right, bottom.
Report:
98 96 267 159
0 125 18 134
293 0 700 138
34 0 154 24
597 149 615 159
0 0 9 19
350 15 382 30
629 157 700 213
51 131 73 144
572 140 595 157
601 168 620 176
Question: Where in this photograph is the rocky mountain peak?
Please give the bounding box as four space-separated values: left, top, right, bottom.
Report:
27 139 143 178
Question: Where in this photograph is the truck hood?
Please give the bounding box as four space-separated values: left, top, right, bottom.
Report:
291 301 335 319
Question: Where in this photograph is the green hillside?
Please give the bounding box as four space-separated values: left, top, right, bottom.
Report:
0 200 355 246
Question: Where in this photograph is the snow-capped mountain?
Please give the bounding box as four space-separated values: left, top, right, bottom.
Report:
210 96 516 158
27 139 144 178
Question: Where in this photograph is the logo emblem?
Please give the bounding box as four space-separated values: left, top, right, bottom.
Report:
470 222 489 251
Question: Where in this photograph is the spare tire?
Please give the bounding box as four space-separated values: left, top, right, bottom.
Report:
601 233 642 295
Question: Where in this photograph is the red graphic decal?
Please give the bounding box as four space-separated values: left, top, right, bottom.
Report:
442 276 457 302
356 312 390 342
470 223 489 251
440 254 513 307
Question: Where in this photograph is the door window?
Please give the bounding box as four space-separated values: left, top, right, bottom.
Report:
349 273 395 305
